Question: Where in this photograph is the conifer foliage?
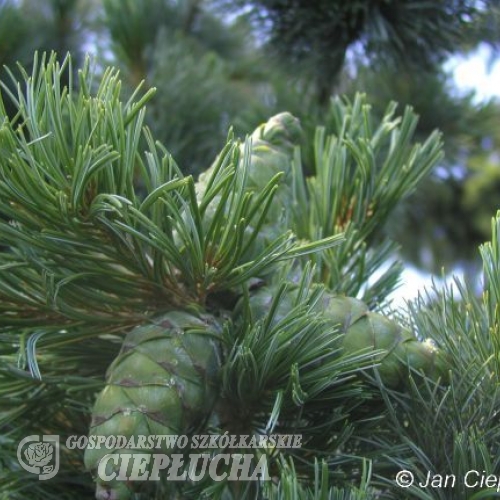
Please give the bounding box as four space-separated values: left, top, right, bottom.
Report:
0 54 498 500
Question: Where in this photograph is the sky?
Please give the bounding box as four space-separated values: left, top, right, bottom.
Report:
391 45 500 308
448 45 500 103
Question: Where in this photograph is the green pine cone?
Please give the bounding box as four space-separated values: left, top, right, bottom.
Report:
84 310 222 500
239 112 302 227
319 293 369 331
341 312 450 387
397 338 451 384
242 111 302 191
341 312 411 351
198 111 302 196
196 112 302 232
174 113 303 271
243 285 449 388
243 285 368 329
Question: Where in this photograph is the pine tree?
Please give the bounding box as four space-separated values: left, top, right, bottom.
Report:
214 0 497 106
0 53 498 500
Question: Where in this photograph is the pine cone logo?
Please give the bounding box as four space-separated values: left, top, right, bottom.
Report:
24 442 53 467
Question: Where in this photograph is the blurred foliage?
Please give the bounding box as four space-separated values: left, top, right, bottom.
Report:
0 0 90 117
145 31 259 174
98 0 271 173
212 0 499 106
461 1 500 56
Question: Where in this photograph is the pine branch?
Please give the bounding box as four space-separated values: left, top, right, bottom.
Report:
290 95 444 305
0 53 340 335
362 212 500 498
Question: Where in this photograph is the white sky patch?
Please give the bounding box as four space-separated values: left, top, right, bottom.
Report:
390 266 457 309
446 44 500 102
